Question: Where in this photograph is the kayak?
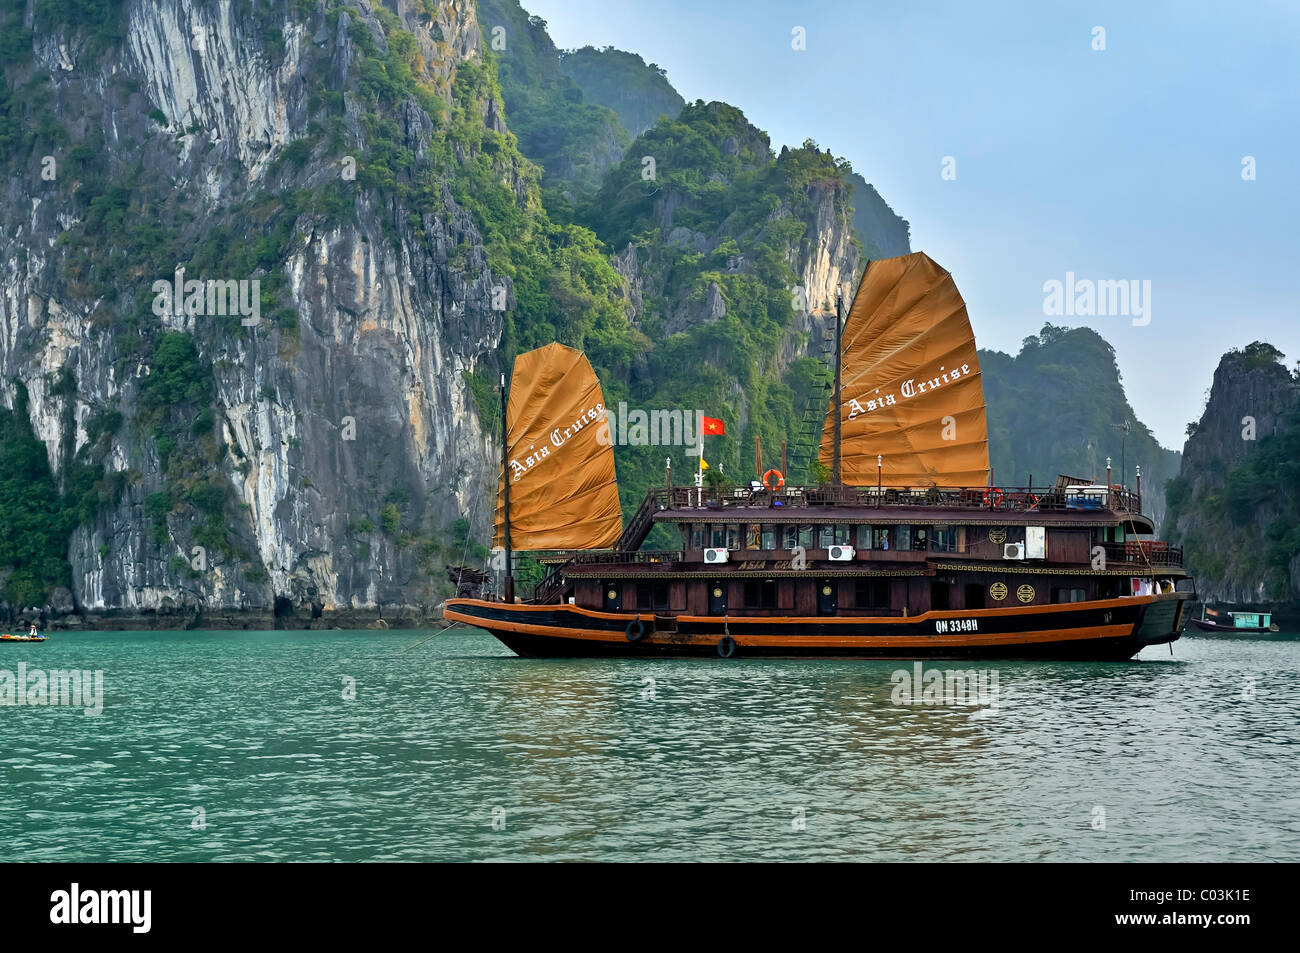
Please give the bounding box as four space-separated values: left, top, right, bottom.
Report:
0 633 45 642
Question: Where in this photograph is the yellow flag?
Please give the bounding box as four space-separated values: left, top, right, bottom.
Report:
700 458 709 470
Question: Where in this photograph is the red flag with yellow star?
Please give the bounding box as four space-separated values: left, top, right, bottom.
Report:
701 416 725 436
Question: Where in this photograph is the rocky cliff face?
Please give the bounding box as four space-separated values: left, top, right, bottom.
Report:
558 46 685 140
847 173 911 259
475 0 628 195
1165 343 1300 606
979 325 1181 526
1 0 506 623
0 0 944 625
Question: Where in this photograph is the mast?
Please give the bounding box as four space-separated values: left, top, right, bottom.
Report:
500 372 514 603
832 289 843 485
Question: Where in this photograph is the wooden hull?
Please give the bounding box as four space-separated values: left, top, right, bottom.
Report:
444 592 1188 660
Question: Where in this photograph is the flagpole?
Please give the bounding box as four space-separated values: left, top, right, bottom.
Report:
697 411 704 507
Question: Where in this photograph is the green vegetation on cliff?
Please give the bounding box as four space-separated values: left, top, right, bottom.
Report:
0 385 72 607
979 325 1180 521
564 103 866 525
1165 342 1300 602
475 0 628 195
558 46 685 139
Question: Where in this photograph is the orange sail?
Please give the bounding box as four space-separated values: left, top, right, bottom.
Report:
493 343 623 550
819 252 990 487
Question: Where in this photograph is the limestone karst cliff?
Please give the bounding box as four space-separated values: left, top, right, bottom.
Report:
0 0 513 624
1165 343 1300 608
0 0 903 624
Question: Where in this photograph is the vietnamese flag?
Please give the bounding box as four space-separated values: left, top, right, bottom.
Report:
701 416 725 436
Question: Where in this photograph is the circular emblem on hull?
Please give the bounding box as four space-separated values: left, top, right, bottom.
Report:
1017 584 1036 603
988 528 1007 545
712 587 723 598
990 582 1008 601
822 585 832 596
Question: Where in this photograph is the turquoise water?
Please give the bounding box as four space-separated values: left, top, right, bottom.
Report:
2 628 1298 861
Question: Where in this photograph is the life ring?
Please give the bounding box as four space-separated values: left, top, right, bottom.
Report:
717 635 737 658
761 469 785 491
625 618 646 642
983 487 1004 507
1025 493 1040 511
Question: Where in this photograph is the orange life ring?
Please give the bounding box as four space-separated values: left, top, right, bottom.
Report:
983 487 1003 507
1025 493 1040 511
761 469 785 491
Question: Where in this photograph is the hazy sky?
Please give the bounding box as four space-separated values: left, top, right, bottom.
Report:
520 0 1300 449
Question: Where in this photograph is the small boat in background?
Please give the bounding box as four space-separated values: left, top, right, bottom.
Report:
1189 606 1279 633
1 630 46 642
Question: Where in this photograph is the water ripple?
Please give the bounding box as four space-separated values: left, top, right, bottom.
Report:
0 628 1297 861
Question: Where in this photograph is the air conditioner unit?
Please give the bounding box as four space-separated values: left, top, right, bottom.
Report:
703 548 729 564
828 545 856 561
1003 542 1025 560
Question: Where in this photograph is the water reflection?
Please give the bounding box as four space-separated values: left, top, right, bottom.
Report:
0 629 1296 861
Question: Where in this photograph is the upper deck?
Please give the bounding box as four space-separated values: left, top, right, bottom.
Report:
616 479 1151 553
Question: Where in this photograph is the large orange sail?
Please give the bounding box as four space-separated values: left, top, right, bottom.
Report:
819 252 990 487
493 343 623 550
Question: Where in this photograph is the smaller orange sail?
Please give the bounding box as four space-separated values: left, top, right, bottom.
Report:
493 343 623 550
820 252 990 487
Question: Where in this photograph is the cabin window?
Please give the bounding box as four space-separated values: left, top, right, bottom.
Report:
782 525 798 549
798 525 815 549
895 525 912 550
726 525 741 550
743 579 779 608
761 525 777 550
689 525 706 550
710 525 727 548
745 524 762 550
636 581 671 610
854 578 889 608
818 525 835 549
912 527 929 551
1051 588 1087 604
873 527 892 551
932 525 955 553
856 525 873 549
833 525 852 545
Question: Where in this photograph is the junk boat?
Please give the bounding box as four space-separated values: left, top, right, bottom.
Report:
1188 606 1279 634
444 252 1191 659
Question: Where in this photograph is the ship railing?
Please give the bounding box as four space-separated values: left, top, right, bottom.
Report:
1101 541 1183 568
565 550 683 566
532 565 569 604
651 483 1143 514
532 551 685 602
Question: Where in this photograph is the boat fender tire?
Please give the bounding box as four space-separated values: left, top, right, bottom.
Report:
625 618 646 642
717 635 737 658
